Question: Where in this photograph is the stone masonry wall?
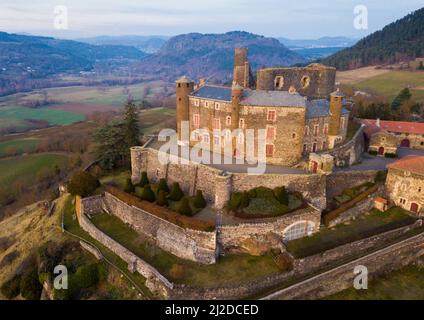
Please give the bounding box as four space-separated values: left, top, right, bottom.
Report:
103 192 217 264
326 170 378 201
80 195 103 216
265 230 424 300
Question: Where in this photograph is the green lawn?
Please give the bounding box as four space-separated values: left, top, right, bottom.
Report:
0 138 41 157
355 71 424 102
0 153 68 185
91 212 281 287
287 207 417 259
0 106 85 132
326 263 424 300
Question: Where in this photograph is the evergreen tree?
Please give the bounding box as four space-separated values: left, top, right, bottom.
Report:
418 61 424 70
193 190 207 209
123 100 141 148
168 182 184 201
176 197 193 216
157 178 169 194
139 185 156 202
391 88 412 111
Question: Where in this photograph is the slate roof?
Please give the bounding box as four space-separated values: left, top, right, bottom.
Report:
190 85 232 101
241 90 306 107
387 155 424 176
305 99 350 119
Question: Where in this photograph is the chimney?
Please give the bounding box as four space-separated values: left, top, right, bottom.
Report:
376 118 380 128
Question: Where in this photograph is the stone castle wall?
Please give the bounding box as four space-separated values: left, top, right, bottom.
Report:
256 65 336 100
326 170 378 200
103 192 217 264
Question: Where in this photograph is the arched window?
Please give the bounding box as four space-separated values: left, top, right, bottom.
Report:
301 76 310 89
274 76 284 89
283 221 315 243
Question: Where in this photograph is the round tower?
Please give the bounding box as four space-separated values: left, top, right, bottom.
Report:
328 89 344 136
231 82 243 156
176 76 194 145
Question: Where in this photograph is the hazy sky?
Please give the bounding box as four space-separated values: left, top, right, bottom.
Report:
0 0 423 39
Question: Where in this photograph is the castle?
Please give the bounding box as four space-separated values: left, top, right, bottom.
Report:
175 48 350 166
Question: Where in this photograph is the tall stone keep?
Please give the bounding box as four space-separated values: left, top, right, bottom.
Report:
176 76 194 145
232 48 253 89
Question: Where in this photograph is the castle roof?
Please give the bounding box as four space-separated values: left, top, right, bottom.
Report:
361 119 424 137
387 155 424 176
305 99 350 119
190 85 232 101
241 90 306 107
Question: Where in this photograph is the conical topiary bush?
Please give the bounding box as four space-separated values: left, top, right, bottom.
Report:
156 190 169 207
168 182 184 201
176 197 192 216
193 190 207 209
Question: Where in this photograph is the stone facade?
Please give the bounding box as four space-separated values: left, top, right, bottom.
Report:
255 64 336 99
369 131 398 155
386 167 424 215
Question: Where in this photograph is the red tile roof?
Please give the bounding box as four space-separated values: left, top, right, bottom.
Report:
374 197 388 204
361 119 424 135
387 155 424 175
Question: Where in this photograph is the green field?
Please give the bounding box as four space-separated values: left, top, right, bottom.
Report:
0 106 85 132
0 153 68 185
139 107 176 134
0 138 41 157
355 71 424 102
326 263 424 300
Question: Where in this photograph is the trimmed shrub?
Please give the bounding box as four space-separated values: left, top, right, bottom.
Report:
274 186 289 205
193 190 207 209
67 171 100 197
385 153 397 158
248 189 257 199
375 170 387 183
168 182 184 201
274 253 294 272
252 187 275 199
138 171 149 187
240 192 250 209
156 190 169 207
176 197 193 216
20 265 42 300
368 150 378 156
139 185 156 202
228 192 242 211
169 264 185 280
343 187 357 199
124 178 135 193
157 179 169 194
1 274 21 299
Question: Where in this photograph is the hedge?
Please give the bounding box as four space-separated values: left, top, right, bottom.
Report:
105 186 215 232
323 184 379 226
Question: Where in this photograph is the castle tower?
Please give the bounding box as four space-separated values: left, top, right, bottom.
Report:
233 48 253 89
328 89 344 148
176 76 194 145
231 82 243 156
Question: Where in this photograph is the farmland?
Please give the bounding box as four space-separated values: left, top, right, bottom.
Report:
0 138 41 157
0 153 68 186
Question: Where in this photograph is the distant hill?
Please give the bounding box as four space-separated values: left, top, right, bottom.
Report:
76 35 169 53
0 32 147 95
320 8 424 70
132 31 305 82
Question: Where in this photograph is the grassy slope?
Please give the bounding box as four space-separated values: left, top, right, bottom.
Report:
354 71 424 102
0 138 40 157
326 262 424 300
0 154 68 185
91 212 280 287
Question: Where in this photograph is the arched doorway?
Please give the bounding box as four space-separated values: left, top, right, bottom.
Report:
378 146 385 155
410 203 419 214
283 221 315 243
400 139 410 148
311 161 318 173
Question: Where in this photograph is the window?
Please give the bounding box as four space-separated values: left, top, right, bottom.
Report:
313 125 319 136
203 134 210 143
213 135 221 146
301 76 310 89
399 198 407 205
213 118 221 130
267 110 276 122
312 142 317 152
323 124 329 135
205 101 209 107
239 118 245 129
193 114 200 127
341 117 346 130
292 133 296 139
192 130 200 141
214 102 220 110
322 141 327 150
224 130 232 141
194 99 200 107
266 144 274 157
419 187 422 193
226 116 232 126
304 126 309 136
303 144 307 153
274 76 284 89
283 222 314 243
266 126 276 140
237 132 244 144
